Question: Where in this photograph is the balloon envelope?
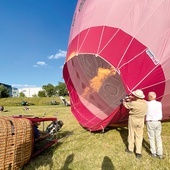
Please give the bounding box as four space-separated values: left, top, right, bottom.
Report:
63 0 170 131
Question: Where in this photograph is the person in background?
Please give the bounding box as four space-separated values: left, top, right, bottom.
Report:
33 122 41 140
146 91 163 159
33 121 49 141
0 105 4 112
123 89 148 159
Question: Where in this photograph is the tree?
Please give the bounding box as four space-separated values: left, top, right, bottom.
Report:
0 85 9 98
19 92 25 97
38 90 46 97
42 83 56 97
32 94 38 98
40 82 69 97
56 82 69 96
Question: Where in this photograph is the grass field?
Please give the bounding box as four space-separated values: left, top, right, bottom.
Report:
1 105 170 170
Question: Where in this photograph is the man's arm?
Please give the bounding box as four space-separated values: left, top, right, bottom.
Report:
123 100 133 110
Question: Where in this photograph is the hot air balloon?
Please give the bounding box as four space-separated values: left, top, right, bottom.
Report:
63 0 170 131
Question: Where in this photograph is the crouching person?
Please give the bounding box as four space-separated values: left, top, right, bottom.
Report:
33 122 50 141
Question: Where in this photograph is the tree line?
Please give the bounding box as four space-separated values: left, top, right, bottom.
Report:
0 82 69 98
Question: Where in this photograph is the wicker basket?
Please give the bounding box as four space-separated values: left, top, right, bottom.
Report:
0 116 33 170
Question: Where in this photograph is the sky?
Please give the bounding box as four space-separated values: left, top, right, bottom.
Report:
0 0 77 88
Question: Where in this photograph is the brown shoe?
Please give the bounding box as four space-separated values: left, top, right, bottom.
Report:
125 149 133 154
136 153 142 159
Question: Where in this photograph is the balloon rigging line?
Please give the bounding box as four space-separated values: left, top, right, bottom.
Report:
118 0 164 69
157 93 167 101
133 0 165 43
156 29 170 63
70 91 128 131
96 0 117 54
69 94 115 131
132 0 164 42
118 28 170 70
142 80 166 91
144 29 170 65
130 65 159 92
63 54 95 98
117 37 135 68
63 58 86 98
108 1 138 68
124 84 131 93
75 0 161 60
110 0 165 70
102 0 117 26
73 105 98 125
96 26 105 55
98 0 137 55
77 2 97 53
118 49 146 70
118 27 170 70
77 27 91 53
98 28 121 55
140 0 165 33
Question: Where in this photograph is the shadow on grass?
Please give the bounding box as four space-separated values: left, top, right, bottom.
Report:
22 131 73 170
115 127 150 154
90 126 129 148
58 131 74 142
115 127 128 148
23 144 58 170
102 156 115 170
60 153 74 170
115 127 150 155
142 138 150 154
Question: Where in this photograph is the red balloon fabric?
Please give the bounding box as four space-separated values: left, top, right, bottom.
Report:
63 0 170 131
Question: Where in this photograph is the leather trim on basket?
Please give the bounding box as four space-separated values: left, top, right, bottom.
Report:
9 120 15 135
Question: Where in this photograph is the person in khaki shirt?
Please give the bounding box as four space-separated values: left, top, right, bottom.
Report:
123 89 148 159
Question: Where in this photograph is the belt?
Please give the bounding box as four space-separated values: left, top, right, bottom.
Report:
147 120 160 122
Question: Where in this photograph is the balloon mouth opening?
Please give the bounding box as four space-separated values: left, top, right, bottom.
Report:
63 53 127 119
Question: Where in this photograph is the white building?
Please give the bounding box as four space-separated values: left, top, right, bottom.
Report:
12 87 19 97
19 87 42 97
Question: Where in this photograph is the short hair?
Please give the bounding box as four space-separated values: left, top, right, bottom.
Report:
148 92 156 99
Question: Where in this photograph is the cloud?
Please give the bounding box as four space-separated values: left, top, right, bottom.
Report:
33 61 49 67
37 61 48 66
48 49 67 59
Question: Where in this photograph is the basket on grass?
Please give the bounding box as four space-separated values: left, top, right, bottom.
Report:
0 116 33 170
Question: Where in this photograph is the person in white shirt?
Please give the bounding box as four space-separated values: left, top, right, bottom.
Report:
146 92 163 159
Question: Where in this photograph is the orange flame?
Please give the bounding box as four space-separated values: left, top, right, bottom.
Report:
83 67 116 98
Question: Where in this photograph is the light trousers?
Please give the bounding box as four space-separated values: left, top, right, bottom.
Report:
146 121 163 156
128 117 144 154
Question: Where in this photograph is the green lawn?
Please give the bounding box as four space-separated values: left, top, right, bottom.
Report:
1 105 170 170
